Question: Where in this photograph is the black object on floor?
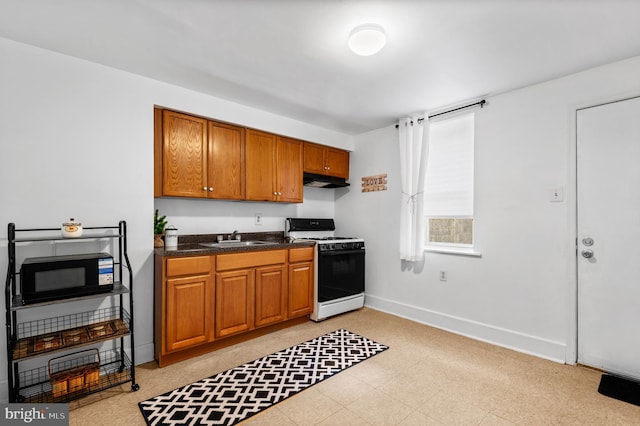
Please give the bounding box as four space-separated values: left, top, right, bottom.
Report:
598 373 640 406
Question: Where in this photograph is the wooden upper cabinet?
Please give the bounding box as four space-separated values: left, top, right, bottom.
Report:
303 142 349 179
324 147 349 178
303 142 326 175
208 121 245 200
245 129 303 203
162 110 208 198
154 108 316 202
276 136 303 203
156 109 245 199
245 129 277 201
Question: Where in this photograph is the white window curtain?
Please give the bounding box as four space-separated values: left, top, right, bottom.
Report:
398 115 429 261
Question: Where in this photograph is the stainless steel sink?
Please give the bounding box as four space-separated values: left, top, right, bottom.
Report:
199 240 277 248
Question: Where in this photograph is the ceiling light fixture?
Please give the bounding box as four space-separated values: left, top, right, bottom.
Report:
348 24 386 56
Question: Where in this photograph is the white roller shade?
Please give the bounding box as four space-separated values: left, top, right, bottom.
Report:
424 113 474 217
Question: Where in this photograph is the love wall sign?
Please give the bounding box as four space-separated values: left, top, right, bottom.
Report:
362 173 387 192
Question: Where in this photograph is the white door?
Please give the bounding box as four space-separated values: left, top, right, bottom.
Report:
577 96 640 380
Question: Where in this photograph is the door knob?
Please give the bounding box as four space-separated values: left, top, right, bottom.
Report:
582 237 594 246
582 249 594 259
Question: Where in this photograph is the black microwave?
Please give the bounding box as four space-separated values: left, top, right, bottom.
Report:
20 252 114 305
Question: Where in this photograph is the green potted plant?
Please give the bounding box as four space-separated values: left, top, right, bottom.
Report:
154 209 167 247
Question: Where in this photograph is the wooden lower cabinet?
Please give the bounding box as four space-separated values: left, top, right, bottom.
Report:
166 274 214 351
216 250 288 337
288 247 314 318
215 268 254 338
155 247 314 367
155 255 214 366
254 264 287 327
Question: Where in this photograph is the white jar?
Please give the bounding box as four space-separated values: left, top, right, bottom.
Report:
165 225 178 248
62 218 83 238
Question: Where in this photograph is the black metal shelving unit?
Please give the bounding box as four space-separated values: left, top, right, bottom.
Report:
4 221 139 403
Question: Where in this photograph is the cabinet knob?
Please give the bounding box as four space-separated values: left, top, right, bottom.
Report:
208 187 213 192
203 186 207 191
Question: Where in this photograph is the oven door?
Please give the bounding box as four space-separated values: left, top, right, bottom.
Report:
317 248 365 302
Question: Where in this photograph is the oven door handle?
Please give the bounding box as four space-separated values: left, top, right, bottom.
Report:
318 249 365 256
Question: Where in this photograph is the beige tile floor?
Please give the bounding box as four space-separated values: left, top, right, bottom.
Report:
69 308 640 425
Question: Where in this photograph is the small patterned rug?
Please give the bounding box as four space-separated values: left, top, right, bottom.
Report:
138 329 388 426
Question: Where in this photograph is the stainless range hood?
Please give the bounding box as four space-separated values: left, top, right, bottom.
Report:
303 172 350 188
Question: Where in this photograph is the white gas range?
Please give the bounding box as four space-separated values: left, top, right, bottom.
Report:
285 218 365 321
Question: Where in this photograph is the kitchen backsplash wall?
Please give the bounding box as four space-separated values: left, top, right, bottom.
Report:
154 186 336 236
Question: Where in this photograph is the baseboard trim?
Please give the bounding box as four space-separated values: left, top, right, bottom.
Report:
135 342 156 365
365 295 566 363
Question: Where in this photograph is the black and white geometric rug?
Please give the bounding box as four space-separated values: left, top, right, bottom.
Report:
138 329 388 426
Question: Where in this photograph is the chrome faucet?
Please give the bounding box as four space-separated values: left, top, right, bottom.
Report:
230 230 240 240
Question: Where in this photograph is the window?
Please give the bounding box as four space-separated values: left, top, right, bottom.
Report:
424 112 475 248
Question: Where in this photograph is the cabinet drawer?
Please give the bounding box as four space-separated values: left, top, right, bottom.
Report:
166 256 212 277
217 250 286 271
289 246 314 263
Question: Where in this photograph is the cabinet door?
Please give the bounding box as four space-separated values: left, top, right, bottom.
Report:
215 269 254 337
324 147 349 179
245 129 276 201
303 142 326 175
276 137 303 203
303 142 350 179
165 274 214 352
208 121 245 200
288 261 314 318
254 264 287 327
162 110 208 197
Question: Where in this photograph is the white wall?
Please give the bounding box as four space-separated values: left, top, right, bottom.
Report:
4 32 640 403
336 55 640 363
154 187 335 236
0 37 351 402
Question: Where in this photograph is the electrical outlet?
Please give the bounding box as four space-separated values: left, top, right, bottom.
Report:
255 213 262 225
439 270 448 282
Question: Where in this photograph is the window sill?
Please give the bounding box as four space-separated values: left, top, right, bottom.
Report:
424 246 482 257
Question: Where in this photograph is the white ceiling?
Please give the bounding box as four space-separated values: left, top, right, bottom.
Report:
2 0 640 134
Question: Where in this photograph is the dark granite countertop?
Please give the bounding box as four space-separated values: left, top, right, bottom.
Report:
155 231 315 257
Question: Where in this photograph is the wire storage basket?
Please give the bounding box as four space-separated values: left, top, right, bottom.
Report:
48 348 100 398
